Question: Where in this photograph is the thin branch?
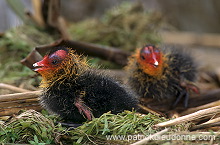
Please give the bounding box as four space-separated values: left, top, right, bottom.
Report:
201 116 220 125
20 49 43 70
138 104 165 117
35 39 131 66
154 105 220 128
131 128 169 145
0 83 31 93
60 40 131 66
21 39 130 70
190 122 220 131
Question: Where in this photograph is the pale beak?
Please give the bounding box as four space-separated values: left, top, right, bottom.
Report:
154 61 159 66
32 61 45 71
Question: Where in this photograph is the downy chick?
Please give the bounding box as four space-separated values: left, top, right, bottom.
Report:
33 47 138 123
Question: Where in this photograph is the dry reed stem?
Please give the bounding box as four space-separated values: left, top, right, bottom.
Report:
0 91 41 102
155 105 220 128
0 83 30 93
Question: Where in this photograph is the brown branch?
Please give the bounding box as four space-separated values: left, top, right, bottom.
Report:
21 39 130 70
0 83 31 93
0 91 41 102
35 39 130 66
60 40 131 66
154 105 220 128
21 49 43 70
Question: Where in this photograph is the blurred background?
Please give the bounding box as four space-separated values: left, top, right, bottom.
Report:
0 0 220 90
2 0 220 33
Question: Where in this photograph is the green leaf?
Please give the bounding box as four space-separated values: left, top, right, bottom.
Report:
76 136 84 144
34 135 39 143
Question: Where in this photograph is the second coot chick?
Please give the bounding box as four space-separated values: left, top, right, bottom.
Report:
125 45 199 108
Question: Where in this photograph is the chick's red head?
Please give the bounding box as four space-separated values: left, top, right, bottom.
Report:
33 48 68 75
137 45 164 77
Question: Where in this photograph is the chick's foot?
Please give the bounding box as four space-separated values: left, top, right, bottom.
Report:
75 98 93 120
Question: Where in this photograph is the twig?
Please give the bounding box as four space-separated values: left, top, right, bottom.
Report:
190 122 220 131
35 39 131 66
138 104 165 117
181 100 220 116
201 116 220 125
0 91 41 102
131 128 169 145
0 83 30 93
21 39 131 70
21 49 43 70
60 40 131 66
154 105 220 128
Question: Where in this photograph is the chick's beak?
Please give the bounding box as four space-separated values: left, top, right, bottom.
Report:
151 54 159 67
33 60 46 72
154 60 159 66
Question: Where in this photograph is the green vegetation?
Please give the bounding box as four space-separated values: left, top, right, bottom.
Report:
1 109 219 144
1 110 187 144
0 25 55 82
68 111 167 144
0 110 56 144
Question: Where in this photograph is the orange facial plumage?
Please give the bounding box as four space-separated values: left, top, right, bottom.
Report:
136 45 165 77
125 44 198 108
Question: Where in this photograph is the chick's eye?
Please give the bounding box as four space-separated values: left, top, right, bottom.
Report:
154 49 159 53
141 55 145 60
52 59 59 65
49 54 63 65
